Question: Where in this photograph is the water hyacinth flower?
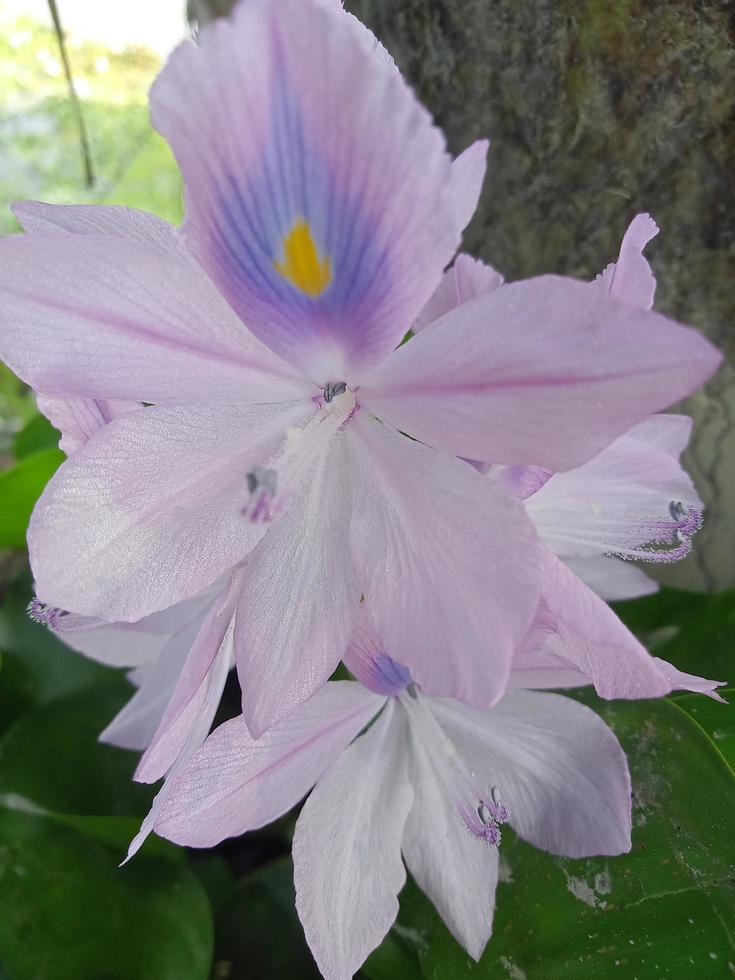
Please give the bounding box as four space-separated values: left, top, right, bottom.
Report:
413 214 723 701
0 0 721 739
152 615 632 979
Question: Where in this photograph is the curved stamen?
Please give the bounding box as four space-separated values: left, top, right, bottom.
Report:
605 499 703 564
28 598 68 630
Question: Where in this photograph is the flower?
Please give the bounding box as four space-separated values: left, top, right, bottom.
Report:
410 214 723 701
152 615 631 979
0 0 719 738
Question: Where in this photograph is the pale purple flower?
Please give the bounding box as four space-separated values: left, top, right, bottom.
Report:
0 1 720 738
411 215 723 701
152 616 631 979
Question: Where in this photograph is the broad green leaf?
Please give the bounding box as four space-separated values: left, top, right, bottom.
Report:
0 792 178 860
675 688 735 774
0 448 63 549
12 414 59 460
0 808 213 980
213 857 321 979
614 587 735 687
366 696 735 979
0 579 115 718
0 686 152 821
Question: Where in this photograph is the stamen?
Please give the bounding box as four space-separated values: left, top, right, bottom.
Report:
323 381 347 404
606 499 703 565
244 466 278 523
28 598 68 630
400 691 508 848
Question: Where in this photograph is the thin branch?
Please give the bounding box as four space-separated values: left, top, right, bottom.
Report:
46 0 94 188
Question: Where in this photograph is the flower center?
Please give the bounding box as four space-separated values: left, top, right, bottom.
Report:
243 386 356 524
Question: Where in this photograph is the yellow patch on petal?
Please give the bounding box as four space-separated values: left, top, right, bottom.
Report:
273 220 332 297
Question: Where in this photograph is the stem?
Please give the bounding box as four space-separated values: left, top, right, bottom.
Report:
46 0 95 188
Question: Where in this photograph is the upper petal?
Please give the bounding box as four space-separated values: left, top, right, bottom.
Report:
525 414 702 562
362 275 721 470
348 413 541 707
234 435 361 736
596 213 659 310
432 689 632 858
29 401 311 620
293 700 413 980
150 0 461 382
0 232 307 405
156 681 383 848
411 252 504 333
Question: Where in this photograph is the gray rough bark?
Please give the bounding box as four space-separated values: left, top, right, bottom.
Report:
191 0 735 590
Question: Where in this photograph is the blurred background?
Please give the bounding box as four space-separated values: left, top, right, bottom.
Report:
0 2 733 979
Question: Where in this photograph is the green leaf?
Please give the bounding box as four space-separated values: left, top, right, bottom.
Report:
213 857 321 979
0 686 152 821
366 696 735 980
12 414 60 460
0 808 213 980
613 587 735 687
0 579 115 722
675 688 735 774
0 792 179 861
0 448 63 549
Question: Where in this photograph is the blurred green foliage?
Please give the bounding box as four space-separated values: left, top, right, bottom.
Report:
0 12 733 980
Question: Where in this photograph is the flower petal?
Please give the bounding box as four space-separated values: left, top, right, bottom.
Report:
525 414 702 562
362 275 721 470
412 252 503 333
156 681 383 848
50 587 216 669
596 213 659 310
433 689 632 858
99 642 189 752
234 436 360 736
0 232 307 405
12 200 184 249
36 394 139 456
151 0 461 382
348 413 541 707
402 731 499 960
293 700 413 980
563 555 658 601
446 140 489 237
134 575 238 783
528 553 724 700
30 401 310 620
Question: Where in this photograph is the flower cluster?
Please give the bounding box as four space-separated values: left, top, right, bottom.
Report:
0 1 724 977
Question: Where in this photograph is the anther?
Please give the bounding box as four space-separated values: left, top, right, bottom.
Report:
323 381 347 404
668 500 686 522
244 466 278 523
27 599 67 630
